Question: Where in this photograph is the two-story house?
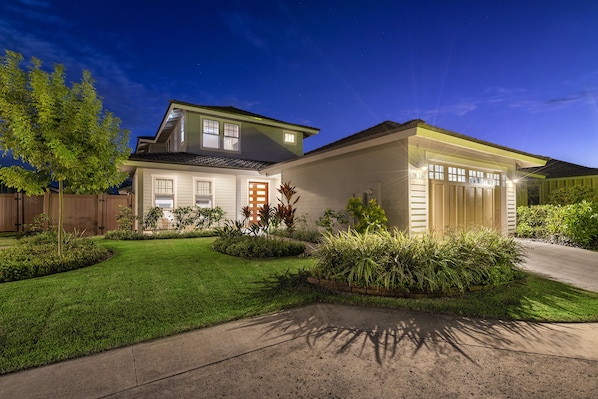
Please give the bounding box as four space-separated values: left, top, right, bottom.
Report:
126 100 550 235
124 100 319 228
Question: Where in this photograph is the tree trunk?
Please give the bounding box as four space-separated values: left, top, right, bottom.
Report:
58 180 63 257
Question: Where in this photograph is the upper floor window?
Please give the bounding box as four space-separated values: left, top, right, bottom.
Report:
284 131 296 144
223 123 239 151
202 119 240 151
154 178 174 209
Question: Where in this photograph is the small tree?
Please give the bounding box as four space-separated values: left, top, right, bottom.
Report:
143 207 163 233
317 208 348 233
0 50 130 256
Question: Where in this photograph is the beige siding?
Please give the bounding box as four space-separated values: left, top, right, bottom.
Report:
408 164 428 234
135 166 281 229
539 176 598 204
506 179 517 233
281 141 410 230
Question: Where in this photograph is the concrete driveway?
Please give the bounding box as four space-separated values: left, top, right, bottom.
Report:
517 239 598 293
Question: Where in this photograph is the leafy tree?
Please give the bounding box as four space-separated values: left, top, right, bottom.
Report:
0 50 130 255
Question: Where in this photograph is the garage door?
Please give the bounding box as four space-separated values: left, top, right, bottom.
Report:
429 164 502 232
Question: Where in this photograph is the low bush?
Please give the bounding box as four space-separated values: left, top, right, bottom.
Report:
272 228 322 243
104 229 216 240
213 235 305 258
0 232 110 283
312 228 523 293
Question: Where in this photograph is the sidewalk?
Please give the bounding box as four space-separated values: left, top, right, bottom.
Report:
1 303 597 398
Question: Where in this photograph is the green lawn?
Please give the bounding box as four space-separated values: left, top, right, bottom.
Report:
1 237 598 374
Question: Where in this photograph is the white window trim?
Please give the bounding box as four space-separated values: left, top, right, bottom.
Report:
193 177 215 208
201 117 241 152
152 175 177 210
284 131 297 144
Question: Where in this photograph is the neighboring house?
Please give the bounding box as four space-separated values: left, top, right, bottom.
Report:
262 120 547 234
516 159 598 206
123 100 319 229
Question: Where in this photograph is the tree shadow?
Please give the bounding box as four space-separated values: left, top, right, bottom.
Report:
237 272 588 366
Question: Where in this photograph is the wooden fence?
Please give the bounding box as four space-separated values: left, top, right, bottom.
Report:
0 192 134 235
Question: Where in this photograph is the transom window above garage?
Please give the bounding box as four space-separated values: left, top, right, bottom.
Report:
428 164 444 180
448 167 466 182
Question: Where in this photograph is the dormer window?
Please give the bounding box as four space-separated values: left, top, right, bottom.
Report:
202 119 240 151
284 131 296 144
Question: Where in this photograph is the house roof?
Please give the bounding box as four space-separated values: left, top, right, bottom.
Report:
136 100 319 153
305 118 547 162
518 159 598 179
128 152 274 170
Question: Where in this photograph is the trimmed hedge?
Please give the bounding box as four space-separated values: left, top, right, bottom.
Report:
104 230 217 240
517 202 598 248
0 233 110 283
213 236 306 258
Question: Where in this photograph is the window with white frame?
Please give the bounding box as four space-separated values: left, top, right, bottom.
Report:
284 131 296 144
487 172 501 186
154 178 174 209
448 167 466 182
469 170 485 184
428 164 444 180
223 123 239 151
202 118 240 151
202 119 220 149
195 180 213 208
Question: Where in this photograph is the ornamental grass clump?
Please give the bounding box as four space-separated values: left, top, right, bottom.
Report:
312 228 523 293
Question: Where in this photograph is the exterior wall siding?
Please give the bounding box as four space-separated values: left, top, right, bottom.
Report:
408 163 428 234
184 111 302 163
506 179 517 233
280 141 410 230
135 166 280 230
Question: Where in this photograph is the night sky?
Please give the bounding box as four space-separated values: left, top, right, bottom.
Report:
2 0 597 166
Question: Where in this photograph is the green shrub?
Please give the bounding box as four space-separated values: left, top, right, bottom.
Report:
548 186 598 205
517 202 598 248
0 232 110 283
346 197 387 233
115 205 136 231
312 228 523 293
143 207 163 231
316 208 348 233
213 235 305 258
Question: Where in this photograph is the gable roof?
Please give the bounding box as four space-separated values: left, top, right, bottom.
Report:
519 159 598 179
128 152 274 170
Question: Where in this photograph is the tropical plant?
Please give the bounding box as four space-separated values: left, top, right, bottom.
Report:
276 181 300 236
0 50 130 256
195 206 225 230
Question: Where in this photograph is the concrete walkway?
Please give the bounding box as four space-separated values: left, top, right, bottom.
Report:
1 303 597 398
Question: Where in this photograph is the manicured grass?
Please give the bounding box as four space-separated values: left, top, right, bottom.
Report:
1 237 598 374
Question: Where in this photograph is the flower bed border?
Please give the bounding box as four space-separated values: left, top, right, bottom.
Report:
306 276 491 298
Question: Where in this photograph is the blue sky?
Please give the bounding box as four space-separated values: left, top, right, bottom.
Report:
2 0 597 166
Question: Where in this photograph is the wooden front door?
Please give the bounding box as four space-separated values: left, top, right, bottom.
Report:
248 181 269 224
